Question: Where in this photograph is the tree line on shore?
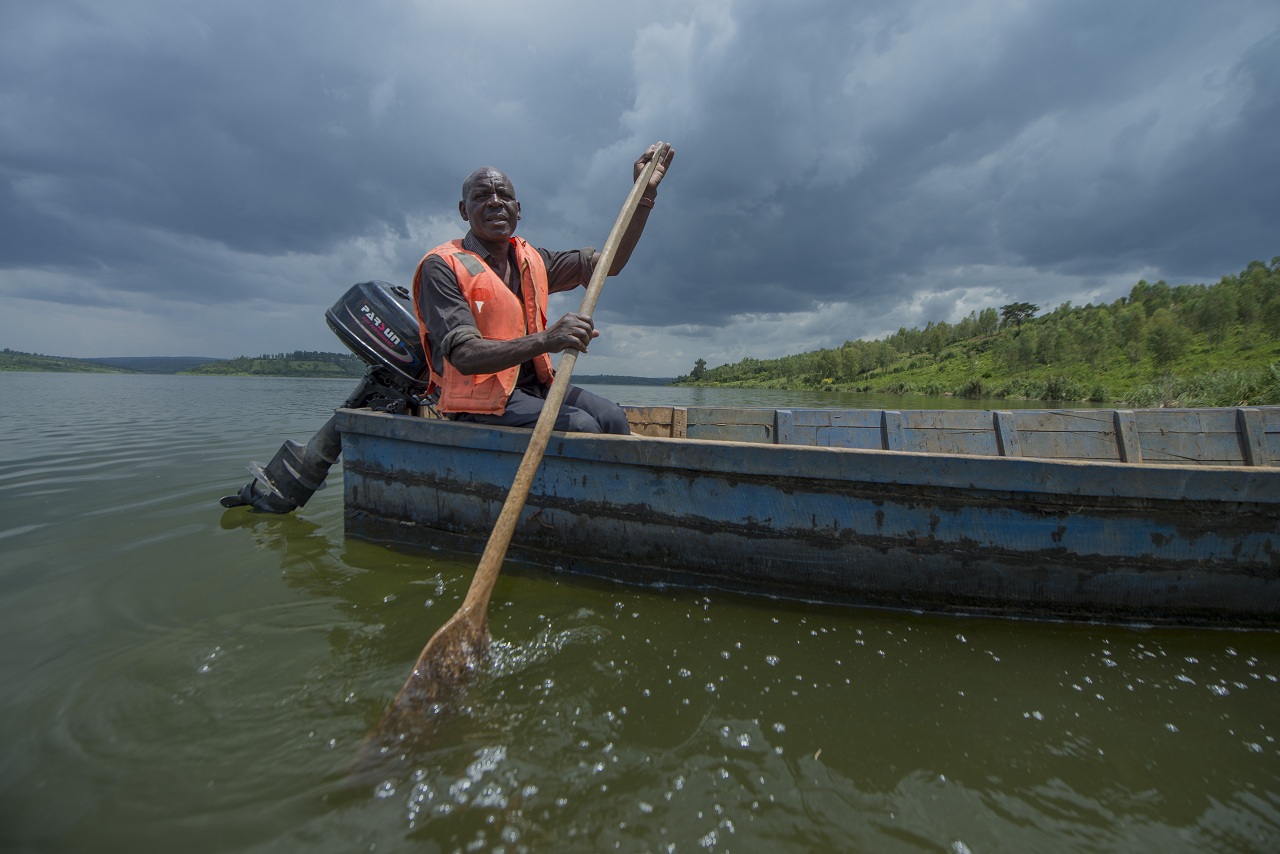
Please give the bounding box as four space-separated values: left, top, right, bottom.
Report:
0 348 125 373
183 350 366 377
675 258 1280 407
1 348 368 377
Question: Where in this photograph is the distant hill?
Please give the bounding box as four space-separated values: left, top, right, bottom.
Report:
183 351 366 378
86 356 220 373
575 375 675 386
2 349 360 377
1 349 130 373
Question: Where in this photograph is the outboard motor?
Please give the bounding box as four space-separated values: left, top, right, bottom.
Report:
220 281 432 513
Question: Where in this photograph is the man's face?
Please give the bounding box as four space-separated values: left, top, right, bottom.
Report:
460 169 520 245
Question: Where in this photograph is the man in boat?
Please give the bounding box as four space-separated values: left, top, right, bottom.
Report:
412 144 674 434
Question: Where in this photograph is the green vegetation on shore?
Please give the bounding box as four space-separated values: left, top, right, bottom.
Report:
1 349 366 378
575 375 676 386
1 349 130 373
88 356 219 373
675 258 1280 407
181 351 366 378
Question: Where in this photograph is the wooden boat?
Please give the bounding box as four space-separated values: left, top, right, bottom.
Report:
335 403 1280 627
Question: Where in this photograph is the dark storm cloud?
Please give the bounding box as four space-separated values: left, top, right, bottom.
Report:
1 0 1276 369
627 0 1280 329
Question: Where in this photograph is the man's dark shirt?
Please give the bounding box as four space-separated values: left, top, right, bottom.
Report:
418 231 595 391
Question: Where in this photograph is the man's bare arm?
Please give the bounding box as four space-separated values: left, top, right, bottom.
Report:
447 312 599 376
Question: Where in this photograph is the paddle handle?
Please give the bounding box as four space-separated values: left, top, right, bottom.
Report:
458 143 670 616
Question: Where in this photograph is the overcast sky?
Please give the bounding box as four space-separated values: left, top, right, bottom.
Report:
2 0 1277 377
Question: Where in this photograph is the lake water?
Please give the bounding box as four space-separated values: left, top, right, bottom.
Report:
1 372 1277 853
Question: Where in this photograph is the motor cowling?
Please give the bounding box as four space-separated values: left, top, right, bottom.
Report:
325 281 431 392
220 281 432 514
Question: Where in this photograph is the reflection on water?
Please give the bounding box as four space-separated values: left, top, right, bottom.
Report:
0 372 1276 853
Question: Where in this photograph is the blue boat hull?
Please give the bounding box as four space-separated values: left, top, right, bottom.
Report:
335 407 1280 626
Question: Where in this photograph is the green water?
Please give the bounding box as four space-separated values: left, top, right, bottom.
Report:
1 372 1276 852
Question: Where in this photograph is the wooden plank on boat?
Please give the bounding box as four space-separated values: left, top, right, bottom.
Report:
1011 409 1123 462
778 408 882 448
626 406 677 438
899 409 1001 456
673 406 688 439
686 407 774 443
623 406 691 439
1264 407 1280 464
994 411 1021 457
782 408 1006 455
1114 410 1142 463
1134 408 1247 466
1238 407 1271 467
775 409 795 444
880 410 905 450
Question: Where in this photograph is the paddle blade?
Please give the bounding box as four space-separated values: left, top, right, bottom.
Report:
354 608 490 768
396 607 489 713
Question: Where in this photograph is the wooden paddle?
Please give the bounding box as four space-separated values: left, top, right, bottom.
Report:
364 142 671 748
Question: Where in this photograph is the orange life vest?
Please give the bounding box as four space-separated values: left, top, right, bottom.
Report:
412 237 555 415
